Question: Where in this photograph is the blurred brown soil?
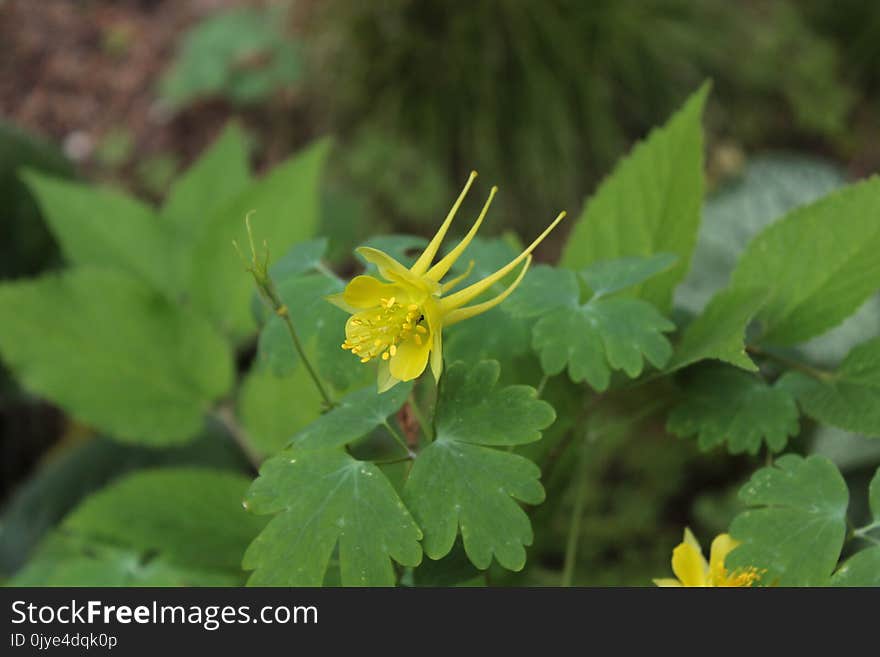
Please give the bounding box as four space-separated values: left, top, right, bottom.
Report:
0 0 248 177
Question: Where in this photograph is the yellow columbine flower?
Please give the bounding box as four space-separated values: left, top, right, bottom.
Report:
328 171 566 392
653 528 762 587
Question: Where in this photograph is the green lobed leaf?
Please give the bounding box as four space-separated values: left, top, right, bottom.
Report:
667 365 799 455
667 286 765 372
779 337 880 437
188 139 330 338
290 382 412 451
404 361 555 571
22 172 176 296
268 238 329 281
243 448 422 586
831 547 880 587
532 298 674 391
560 83 708 309
580 253 677 298
0 267 233 445
728 455 849 586
728 176 880 345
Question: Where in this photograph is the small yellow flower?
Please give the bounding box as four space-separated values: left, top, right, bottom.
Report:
653 528 762 587
329 171 566 392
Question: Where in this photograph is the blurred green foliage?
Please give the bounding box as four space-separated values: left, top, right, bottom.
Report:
304 0 858 234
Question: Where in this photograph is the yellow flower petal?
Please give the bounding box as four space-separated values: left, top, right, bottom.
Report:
326 292 357 313
376 359 399 393
683 527 708 569
356 247 434 293
342 275 405 309
389 335 432 381
653 578 683 587
672 543 708 587
708 533 739 584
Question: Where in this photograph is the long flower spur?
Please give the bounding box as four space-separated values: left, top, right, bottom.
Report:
328 171 566 392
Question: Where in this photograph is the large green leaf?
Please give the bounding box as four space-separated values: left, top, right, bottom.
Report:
728 455 848 586
22 172 175 296
560 84 708 309
871 466 880 522
237 366 324 455
0 431 247 576
667 287 765 372
11 534 240 587
62 468 264 573
404 361 555 571
188 139 330 338
675 155 845 313
161 123 251 285
831 547 880 587
0 268 233 445
728 176 880 345
243 448 422 586
11 468 258 586
289 382 411 451
667 365 799 455
780 337 880 437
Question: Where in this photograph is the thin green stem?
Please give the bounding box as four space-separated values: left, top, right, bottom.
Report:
408 391 433 443
853 532 880 547
383 420 416 459
853 520 880 537
560 438 590 587
277 305 336 409
213 405 262 470
747 346 835 382
536 374 549 398
235 216 336 410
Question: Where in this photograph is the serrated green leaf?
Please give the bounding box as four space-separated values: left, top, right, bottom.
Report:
580 253 677 298
561 84 708 309
63 468 264 573
161 123 251 232
0 268 233 445
676 155 845 313
831 547 880 587
532 298 674 390
728 455 848 586
11 534 240 587
11 468 261 586
729 177 880 345
667 366 799 455
667 287 765 372
779 337 880 437
243 448 422 586
290 382 411 451
189 139 330 338
404 361 554 571
22 172 175 296
0 431 246 575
